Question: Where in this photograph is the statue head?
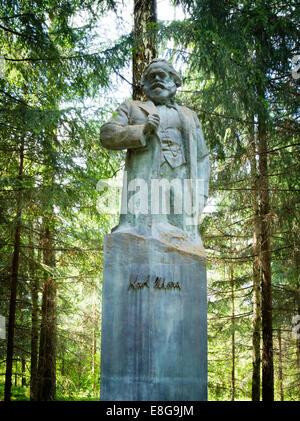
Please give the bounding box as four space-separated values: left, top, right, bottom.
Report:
140 58 182 105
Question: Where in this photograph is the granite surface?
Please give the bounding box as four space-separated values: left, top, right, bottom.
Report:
100 232 207 401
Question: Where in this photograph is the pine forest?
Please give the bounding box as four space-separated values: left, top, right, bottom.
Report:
0 0 299 402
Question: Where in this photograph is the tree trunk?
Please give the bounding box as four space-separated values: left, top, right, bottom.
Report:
91 285 97 392
35 222 57 401
295 275 300 399
277 329 284 401
29 232 39 400
133 0 157 100
255 28 274 400
21 357 26 387
258 104 274 402
4 136 24 401
230 265 235 401
249 120 261 401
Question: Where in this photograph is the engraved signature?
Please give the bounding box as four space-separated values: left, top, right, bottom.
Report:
128 274 181 291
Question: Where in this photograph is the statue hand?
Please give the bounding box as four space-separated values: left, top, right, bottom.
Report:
143 113 160 135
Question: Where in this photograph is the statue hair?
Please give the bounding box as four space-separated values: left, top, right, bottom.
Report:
140 58 182 87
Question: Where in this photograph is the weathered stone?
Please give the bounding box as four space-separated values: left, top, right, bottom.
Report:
100 232 207 401
99 59 209 401
100 58 210 244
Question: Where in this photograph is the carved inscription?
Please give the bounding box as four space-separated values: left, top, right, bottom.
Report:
154 276 181 290
128 274 181 291
128 274 150 290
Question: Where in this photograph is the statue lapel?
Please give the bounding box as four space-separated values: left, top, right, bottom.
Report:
175 104 195 179
175 104 198 229
133 100 161 177
136 100 158 116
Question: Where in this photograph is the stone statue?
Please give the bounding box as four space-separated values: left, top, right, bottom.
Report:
99 59 209 401
100 58 210 252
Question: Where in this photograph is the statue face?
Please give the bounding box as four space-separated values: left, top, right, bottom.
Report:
142 63 177 104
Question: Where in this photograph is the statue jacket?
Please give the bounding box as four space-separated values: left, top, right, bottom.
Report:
100 100 210 217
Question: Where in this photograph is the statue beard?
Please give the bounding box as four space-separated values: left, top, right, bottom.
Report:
145 84 177 105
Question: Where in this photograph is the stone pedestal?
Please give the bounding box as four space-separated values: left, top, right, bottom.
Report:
100 232 207 401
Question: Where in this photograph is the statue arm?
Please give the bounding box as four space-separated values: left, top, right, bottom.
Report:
100 102 147 150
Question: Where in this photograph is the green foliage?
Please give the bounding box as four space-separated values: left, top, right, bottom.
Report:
0 0 127 401
166 0 300 400
0 0 299 401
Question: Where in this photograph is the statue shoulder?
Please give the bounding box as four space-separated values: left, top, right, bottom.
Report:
114 100 140 118
132 100 145 106
120 100 144 107
118 100 145 112
131 100 149 110
117 100 131 110
178 105 198 120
